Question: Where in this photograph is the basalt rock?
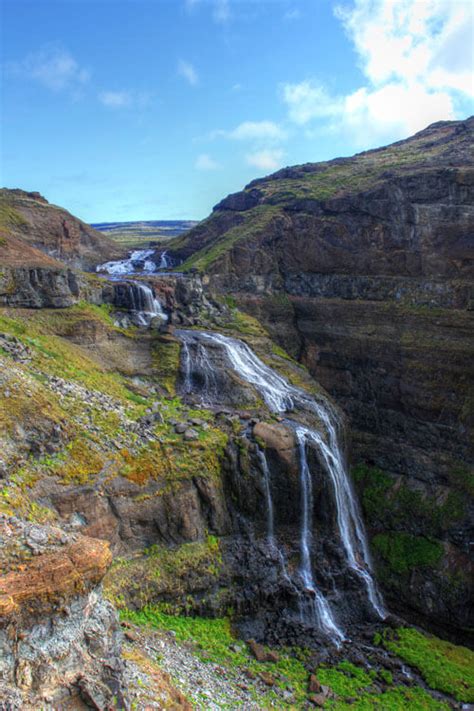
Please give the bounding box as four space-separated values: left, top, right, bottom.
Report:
0 265 104 308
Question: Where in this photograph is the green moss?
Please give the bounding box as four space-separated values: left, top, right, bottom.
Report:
329 686 448 709
318 660 373 697
152 336 181 395
104 536 223 611
353 463 466 536
380 628 474 703
372 532 443 574
119 421 227 486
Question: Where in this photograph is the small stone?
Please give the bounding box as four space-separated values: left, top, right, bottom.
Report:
309 693 326 707
266 650 279 663
183 428 199 441
175 423 187 434
259 671 275 687
248 638 267 662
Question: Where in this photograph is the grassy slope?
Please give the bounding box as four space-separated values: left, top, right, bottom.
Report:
122 607 473 709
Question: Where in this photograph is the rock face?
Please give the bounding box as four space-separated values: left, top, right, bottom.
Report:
172 118 474 638
0 265 107 308
0 516 125 709
0 188 122 270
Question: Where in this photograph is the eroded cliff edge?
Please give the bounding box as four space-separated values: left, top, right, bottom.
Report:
171 118 474 637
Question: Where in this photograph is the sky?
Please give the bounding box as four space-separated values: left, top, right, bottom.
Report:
1 0 473 222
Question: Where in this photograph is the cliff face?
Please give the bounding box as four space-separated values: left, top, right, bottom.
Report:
173 118 474 636
0 189 123 270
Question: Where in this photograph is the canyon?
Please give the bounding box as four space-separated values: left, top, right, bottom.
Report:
0 119 472 709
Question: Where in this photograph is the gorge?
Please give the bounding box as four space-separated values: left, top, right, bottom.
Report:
0 119 472 709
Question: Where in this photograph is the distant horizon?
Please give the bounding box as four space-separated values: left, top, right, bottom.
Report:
2 0 473 223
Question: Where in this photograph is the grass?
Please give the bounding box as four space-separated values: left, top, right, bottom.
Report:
378 627 474 703
118 611 465 709
151 335 181 395
120 608 311 707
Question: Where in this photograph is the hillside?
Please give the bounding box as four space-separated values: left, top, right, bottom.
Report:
0 130 473 708
0 189 123 269
171 118 474 633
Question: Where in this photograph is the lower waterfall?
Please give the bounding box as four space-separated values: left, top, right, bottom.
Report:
177 329 386 641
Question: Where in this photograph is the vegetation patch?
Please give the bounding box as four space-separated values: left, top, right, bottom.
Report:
151 335 181 395
377 627 474 703
120 608 310 707
119 422 227 486
372 532 443 575
352 463 465 537
105 536 223 611
180 205 279 272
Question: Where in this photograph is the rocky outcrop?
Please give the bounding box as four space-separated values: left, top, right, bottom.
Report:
172 118 474 638
0 265 106 308
0 189 123 270
0 515 125 709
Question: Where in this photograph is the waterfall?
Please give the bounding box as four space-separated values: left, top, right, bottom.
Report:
177 329 386 637
97 248 157 275
128 282 167 327
158 250 171 269
256 447 275 544
295 427 345 641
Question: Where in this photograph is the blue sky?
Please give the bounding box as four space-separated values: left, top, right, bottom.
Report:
1 0 473 222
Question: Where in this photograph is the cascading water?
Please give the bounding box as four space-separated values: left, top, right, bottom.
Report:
256 447 275 544
158 250 171 269
294 426 345 641
177 329 386 640
126 282 168 327
97 248 158 275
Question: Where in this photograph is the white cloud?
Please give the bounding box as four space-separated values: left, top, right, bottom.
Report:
282 0 473 145
178 59 199 86
335 0 473 93
282 82 340 124
185 0 230 24
99 91 132 108
6 45 89 92
98 90 152 109
195 153 220 170
246 149 284 172
227 120 287 142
